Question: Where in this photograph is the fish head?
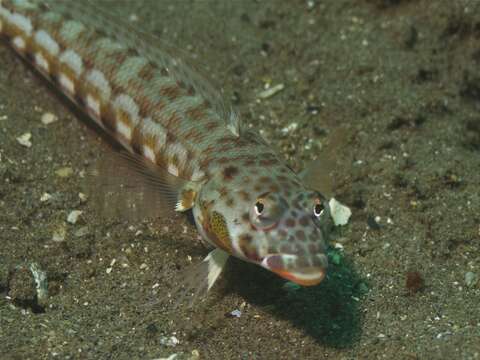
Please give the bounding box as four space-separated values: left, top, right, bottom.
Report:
192 167 331 287
251 189 330 286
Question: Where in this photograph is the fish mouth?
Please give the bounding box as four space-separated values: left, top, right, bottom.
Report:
261 254 327 286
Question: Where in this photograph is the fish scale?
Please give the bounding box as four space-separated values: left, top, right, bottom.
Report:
1 0 333 302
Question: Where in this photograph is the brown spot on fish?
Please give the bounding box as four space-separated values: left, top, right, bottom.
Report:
299 215 310 227
187 85 196 96
308 243 319 254
295 229 306 241
183 128 205 143
244 159 256 167
100 106 117 132
253 184 263 192
258 176 273 184
205 121 219 131
186 103 207 120
216 157 231 165
285 218 296 228
159 85 181 100
223 166 239 181
269 184 280 193
164 111 181 129
138 62 156 81
238 233 259 261
179 188 196 210
176 80 186 89
259 158 278 167
241 212 250 223
165 132 177 146
109 50 129 66
130 124 144 155
225 197 235 207
238 190 251 202
202 144 217 156
218 186 228 198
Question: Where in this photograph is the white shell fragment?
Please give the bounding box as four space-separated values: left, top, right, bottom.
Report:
329 198 352 226
230 309 242 318
52 225 66 242
258 83 285 99
41 111 58 125
29 262 48 303
40 192 52 202
465 272 478 287
55 167 73 178
16 132 32 147
160 335 180 347
67 210 83 224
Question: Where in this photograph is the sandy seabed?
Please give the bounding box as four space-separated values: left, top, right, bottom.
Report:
1 1 479 359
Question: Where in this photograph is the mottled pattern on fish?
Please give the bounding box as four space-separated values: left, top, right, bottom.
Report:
0 0 332 295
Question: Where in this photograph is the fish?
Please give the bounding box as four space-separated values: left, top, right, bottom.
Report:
0 0 338 303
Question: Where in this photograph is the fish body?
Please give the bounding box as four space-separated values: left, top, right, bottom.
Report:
0 0 331 299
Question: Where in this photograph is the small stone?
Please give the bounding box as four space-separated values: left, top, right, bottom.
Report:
41 112 58 125
67 210 83 224
55 167 73 178
160 335 179 347
258 83 285 99
280 122 298 134
465 272 478 287
229 309 242 318
78 192 87 203
40 193 52 202
16 133 32 148
74 226 89 238
52 226 67 242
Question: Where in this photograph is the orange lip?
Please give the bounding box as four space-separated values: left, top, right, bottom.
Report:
272 268 326 286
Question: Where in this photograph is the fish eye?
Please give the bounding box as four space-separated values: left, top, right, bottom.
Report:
313 200 325 218
254 200 265 216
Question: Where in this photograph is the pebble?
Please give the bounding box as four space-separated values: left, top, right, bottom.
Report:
229 309 242 318
55 167 73 178
41 112 58 125
16 133 32 147
155 354 178 360
160 335 179 347
78 193 88 203
465 272 478 287
281 122 298 134
29 263 48 304
67 210 83 224
258 83 285 99
52 226 66 242
40 192 52 202
74 226 89 238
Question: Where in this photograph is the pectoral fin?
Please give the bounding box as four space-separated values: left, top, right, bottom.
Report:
165 248 230 307
86 150 200 220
